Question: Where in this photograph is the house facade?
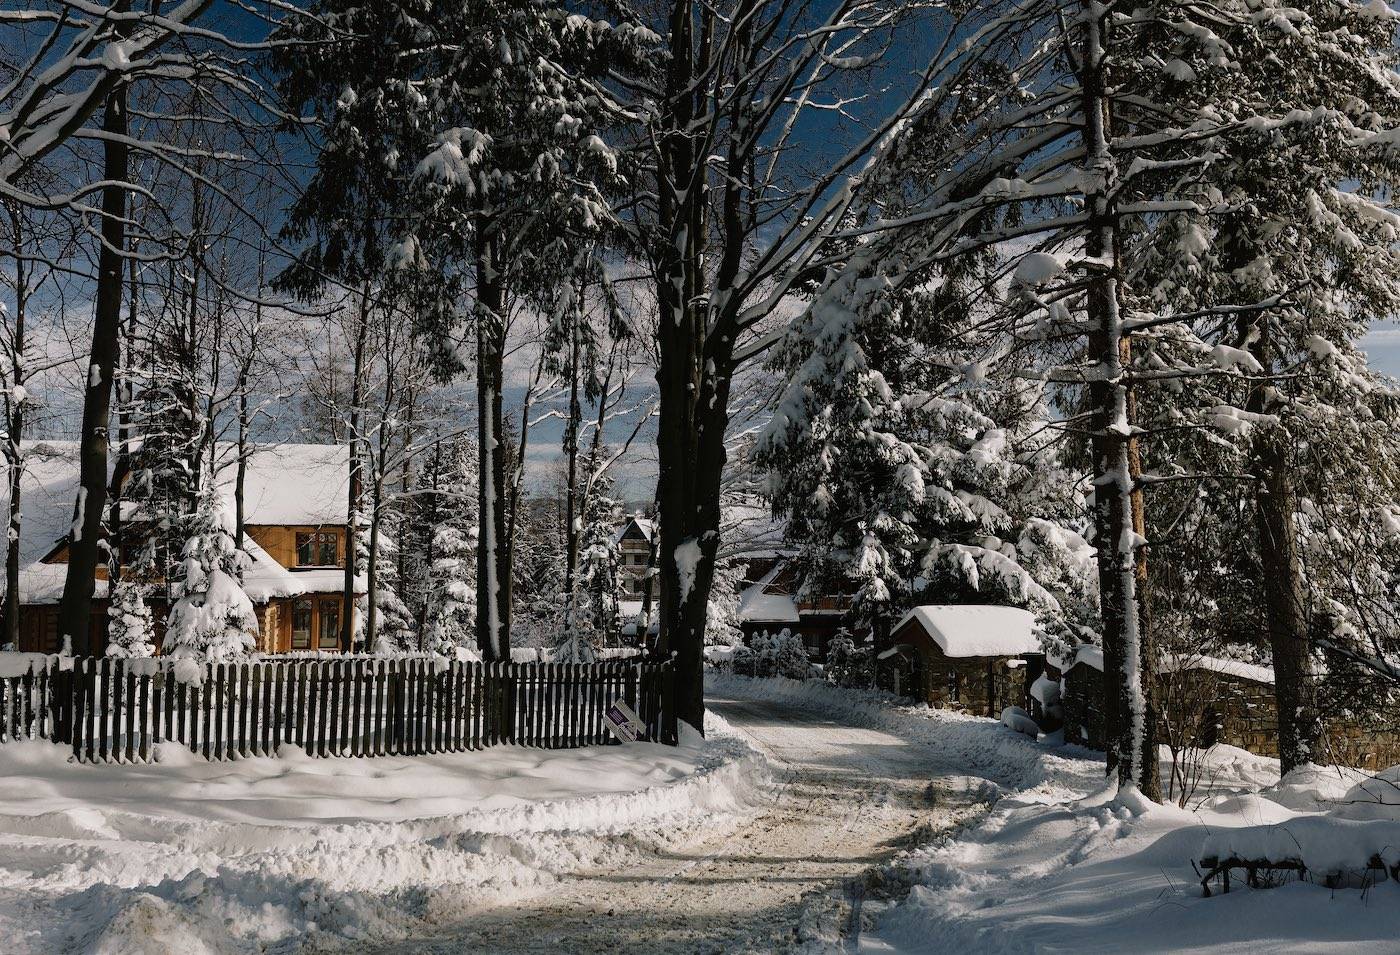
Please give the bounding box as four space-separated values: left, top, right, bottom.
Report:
736 557 856 661
5 442 362 655
614 516 656 602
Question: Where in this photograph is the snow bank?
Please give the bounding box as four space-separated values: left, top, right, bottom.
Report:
713 673 1400 952
1201 816 1400 874
0 712 770 954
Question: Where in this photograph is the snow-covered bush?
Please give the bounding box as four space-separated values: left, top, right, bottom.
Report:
105 580 155 658
824 629 874 689
733 629 812 680
164 487 257 663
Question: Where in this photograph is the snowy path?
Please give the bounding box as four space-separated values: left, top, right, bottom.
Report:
363 687 994 954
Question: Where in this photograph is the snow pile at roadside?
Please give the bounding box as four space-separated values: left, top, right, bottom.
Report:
0 712 769 954
711 673 1400 953
868 771 1400 955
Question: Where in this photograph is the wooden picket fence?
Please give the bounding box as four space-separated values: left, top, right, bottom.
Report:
0 655 677 763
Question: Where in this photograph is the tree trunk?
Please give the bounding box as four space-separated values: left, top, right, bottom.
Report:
1079 0 1159 798
1243 318 1318 772
342 286 370 651
474 231 510 660
2 206 27 649
1253 440 1317 772
58 83 128 655
562 314 581 636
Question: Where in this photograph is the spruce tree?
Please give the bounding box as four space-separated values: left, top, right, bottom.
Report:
165 485 257 662
105 579 156 659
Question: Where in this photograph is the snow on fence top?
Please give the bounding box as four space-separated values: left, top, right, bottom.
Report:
1164 654 1274 685
894 605 1040 658
1200 817 1400 877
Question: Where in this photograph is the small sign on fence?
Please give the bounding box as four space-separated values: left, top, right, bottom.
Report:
604 699 645 743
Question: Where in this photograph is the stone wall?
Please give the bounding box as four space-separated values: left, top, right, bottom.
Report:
921 648 1028 719
1064 662 1400 771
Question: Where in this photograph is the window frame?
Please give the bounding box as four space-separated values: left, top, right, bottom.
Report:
317 599 341 650
295 530 339 567
291 599 313 650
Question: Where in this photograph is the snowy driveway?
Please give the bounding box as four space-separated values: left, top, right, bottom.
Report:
372 685 995 954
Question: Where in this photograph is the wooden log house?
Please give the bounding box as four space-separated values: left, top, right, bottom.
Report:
4 441 363 655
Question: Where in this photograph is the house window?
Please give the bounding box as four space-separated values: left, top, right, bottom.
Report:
296 531 338 567
292 600 313 650
318 600 341 650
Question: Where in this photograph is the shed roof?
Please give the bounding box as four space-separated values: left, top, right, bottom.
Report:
893 605 1041 658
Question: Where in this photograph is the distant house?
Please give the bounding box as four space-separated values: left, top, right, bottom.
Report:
614 515 656 602
3 441 363 655
887 605 1042 717
736 557 855 661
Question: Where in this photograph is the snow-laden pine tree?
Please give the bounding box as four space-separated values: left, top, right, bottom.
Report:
704 558 746 649
365 518 417 653
411 437 479 655
105 579 155 658
1119 0 1400 772
422 521 479 657
165 485 257 662
759 277 1098 655
559 474 623 662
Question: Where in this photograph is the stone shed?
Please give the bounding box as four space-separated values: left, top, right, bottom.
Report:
887 605 1041 717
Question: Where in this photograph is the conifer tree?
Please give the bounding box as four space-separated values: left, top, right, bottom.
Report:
105 579 156 659
165 485 257 662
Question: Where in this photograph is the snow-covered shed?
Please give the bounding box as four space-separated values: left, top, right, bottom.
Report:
2 441 361 655
888 605 1042 717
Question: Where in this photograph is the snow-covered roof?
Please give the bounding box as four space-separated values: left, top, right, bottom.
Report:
613 516 656 545
1165 654 1273 685
241 538 305 601
737 563 800 624
0 441 350 572
15 562 108 605
287 568 362 596
894 605 1041 658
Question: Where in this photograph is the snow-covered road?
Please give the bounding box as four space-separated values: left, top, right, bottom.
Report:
368 686 995 954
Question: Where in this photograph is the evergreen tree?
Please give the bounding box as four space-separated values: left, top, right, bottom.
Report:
165 485 257 662
759 279 1098 654
105 579 155 659
410 436 479 655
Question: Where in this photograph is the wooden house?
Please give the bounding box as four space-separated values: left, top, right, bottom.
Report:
5 441 362 655
736 558 855 661
886 605 1042 717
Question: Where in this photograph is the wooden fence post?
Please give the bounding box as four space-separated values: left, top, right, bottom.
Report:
662 660 678 745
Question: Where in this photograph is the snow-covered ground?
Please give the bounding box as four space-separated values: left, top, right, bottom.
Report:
5 673 1395 954
0 717 767 954
724 677 1400 954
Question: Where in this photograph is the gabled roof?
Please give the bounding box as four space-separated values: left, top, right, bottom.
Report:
1 441 350 573
737 562 800 624
613 516 656 545
894 605 1041 658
